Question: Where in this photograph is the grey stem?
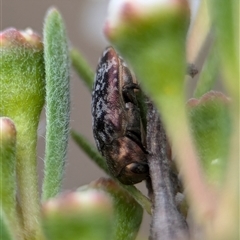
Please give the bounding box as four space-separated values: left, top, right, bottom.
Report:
146 98 189 240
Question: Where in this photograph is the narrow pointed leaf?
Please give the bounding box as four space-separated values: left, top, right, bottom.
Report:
70 48 94 91
0 210 15 240
71 130 108 172
42 8 71 201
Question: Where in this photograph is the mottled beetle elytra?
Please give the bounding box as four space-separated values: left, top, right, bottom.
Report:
91 46 149 185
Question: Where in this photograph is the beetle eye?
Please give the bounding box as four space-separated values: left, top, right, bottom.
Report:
126 162 149 174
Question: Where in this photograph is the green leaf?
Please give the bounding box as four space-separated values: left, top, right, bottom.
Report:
188 91 231 184
42 8 71 201
0 210 15 240
206 3 239 239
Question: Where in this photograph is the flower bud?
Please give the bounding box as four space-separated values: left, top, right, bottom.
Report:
105 0 190 40
0 28 45 122
88 178 143 240
0 117 19 238
103 0 190 104
42 190 113 240
0 117 16 147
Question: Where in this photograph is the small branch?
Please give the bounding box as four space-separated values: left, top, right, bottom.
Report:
146 99 188 240
186 0 211 64
193 42 218 98
70 48 94 91
120 184 152 215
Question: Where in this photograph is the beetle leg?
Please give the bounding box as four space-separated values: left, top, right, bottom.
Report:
124 102 148 153
126 131 148 154
122 83 139 104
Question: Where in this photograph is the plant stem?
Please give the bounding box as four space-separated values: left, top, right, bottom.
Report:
193 42 218 98
121 184 152 215
71 131 108 172
16 117 42 240
0 118 23 240
160 97 217 223
146 99 188 240
70 48 94 91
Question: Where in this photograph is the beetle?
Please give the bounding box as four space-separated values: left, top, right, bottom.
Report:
91 46 149 185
